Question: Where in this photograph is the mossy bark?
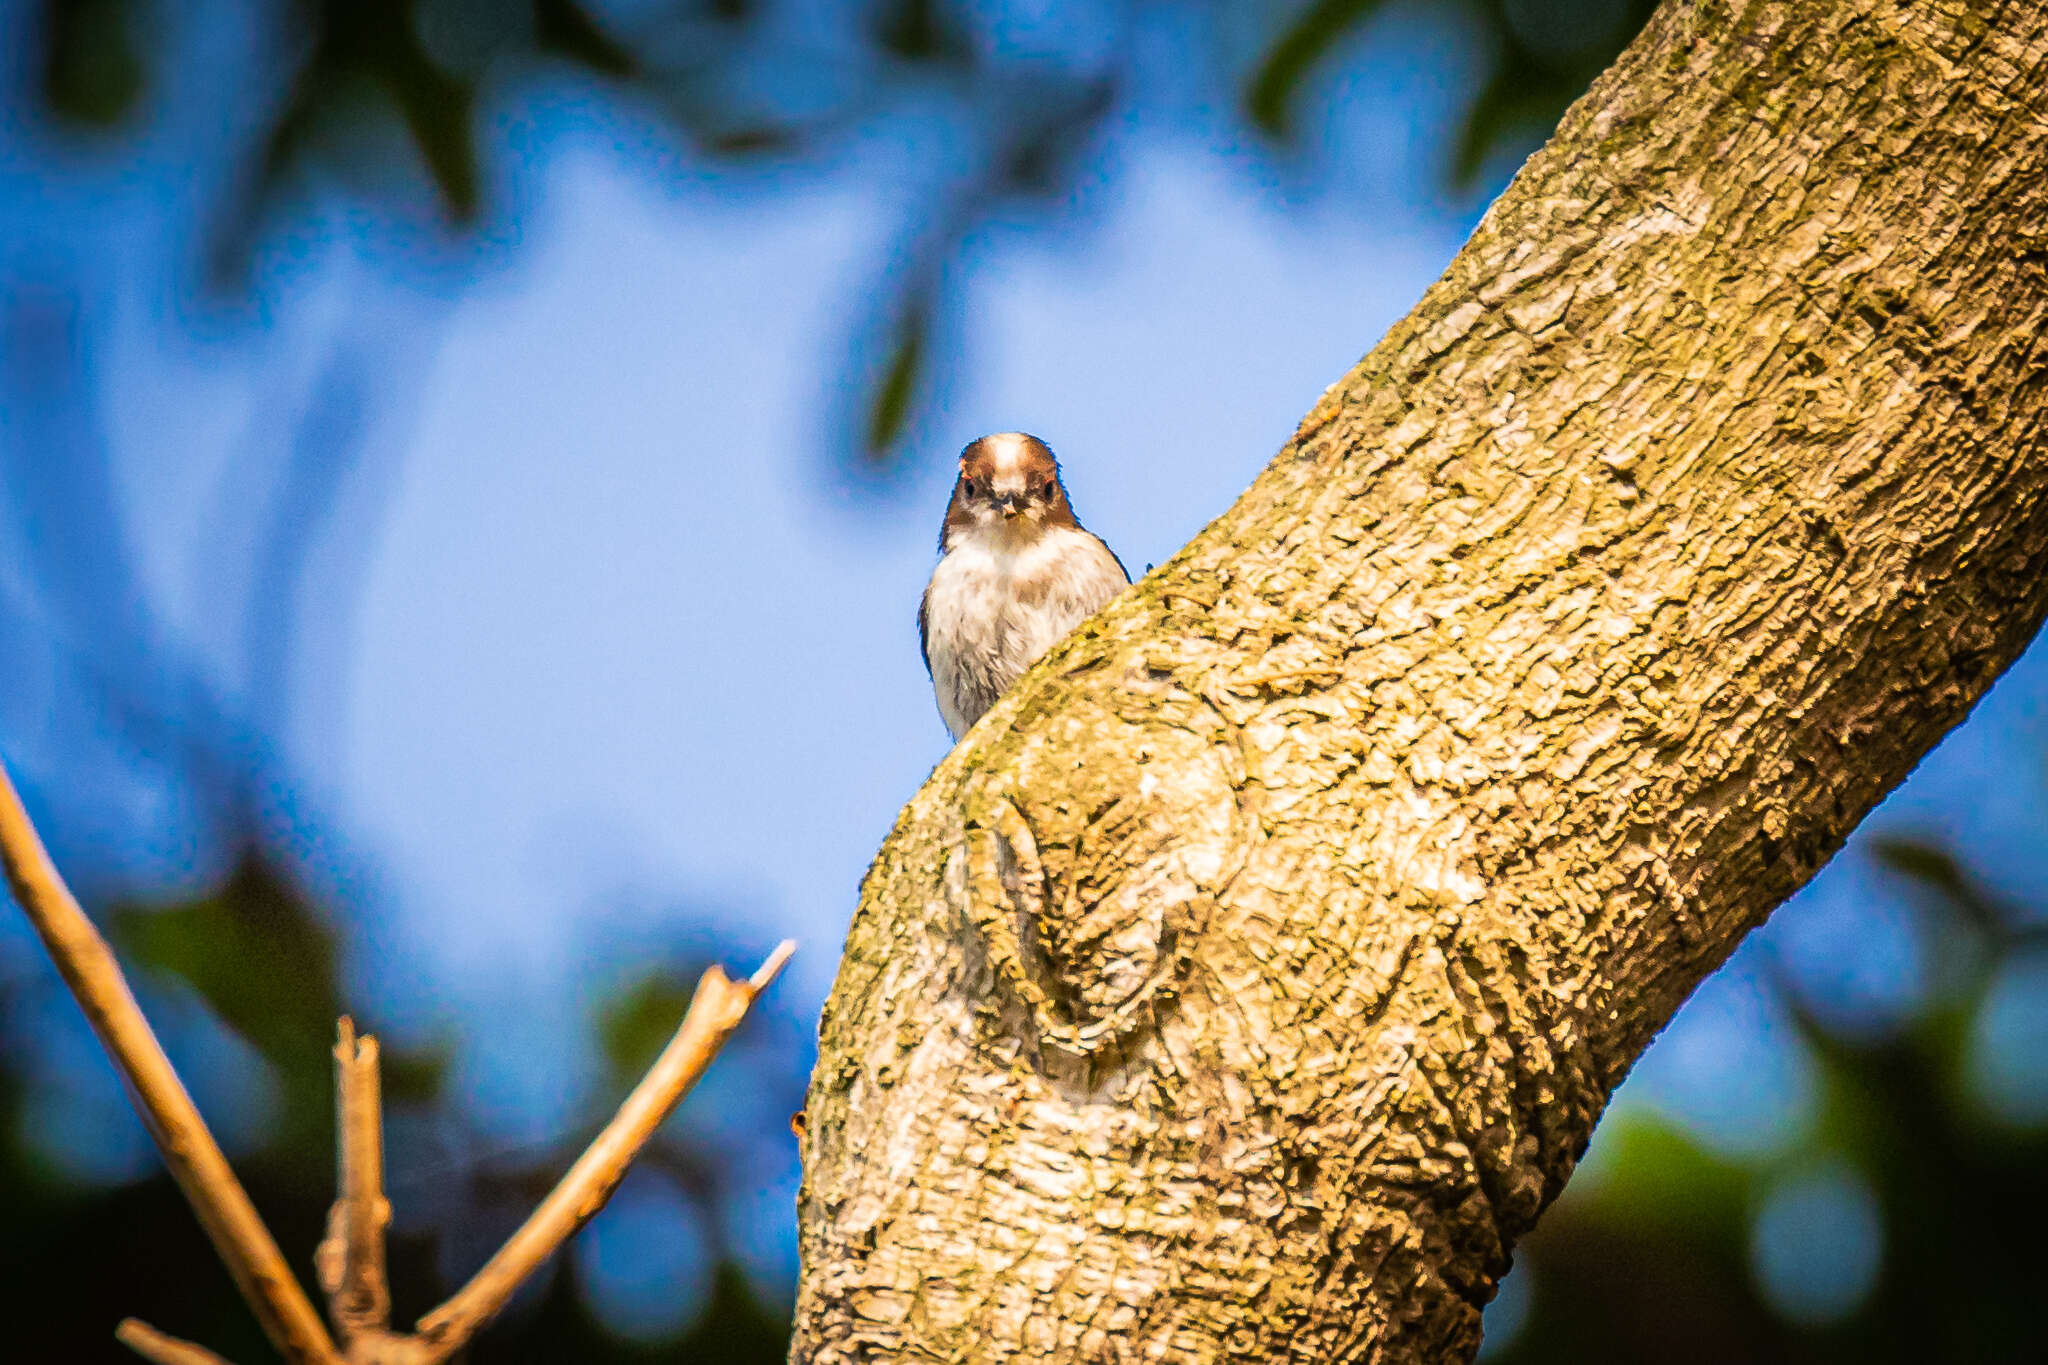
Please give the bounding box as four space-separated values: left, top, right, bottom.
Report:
793 1 2048 1360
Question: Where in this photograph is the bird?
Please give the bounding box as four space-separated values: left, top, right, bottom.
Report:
919 432 1130 741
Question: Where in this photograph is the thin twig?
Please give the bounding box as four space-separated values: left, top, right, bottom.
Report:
326 1017 392 1342
413 940 796 1361
116 1319 240 1365
0 760 343 1365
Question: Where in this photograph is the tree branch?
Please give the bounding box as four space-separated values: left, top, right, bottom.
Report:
116 1320 241 1365
413 939 796 1360
0 759 343 1365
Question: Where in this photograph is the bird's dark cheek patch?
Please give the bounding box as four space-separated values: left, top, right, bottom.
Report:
949 714 1250 1092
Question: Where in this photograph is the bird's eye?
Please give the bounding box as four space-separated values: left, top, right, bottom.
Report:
962 478 980 497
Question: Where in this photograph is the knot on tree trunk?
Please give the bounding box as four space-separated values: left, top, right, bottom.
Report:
951 710 1250 1088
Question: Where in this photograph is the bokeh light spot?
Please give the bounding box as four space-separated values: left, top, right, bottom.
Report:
1766 860 1930 1041
573 1166 714 1342
1748 1159 1884 1327
1624 942 1817 1160
1966 948 2048 1128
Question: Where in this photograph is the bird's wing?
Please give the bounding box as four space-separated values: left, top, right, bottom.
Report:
1070 516 1132 585
1093 530 1133 586
918 580 933 676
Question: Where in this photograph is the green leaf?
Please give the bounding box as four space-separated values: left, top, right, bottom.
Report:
1870 835 2031 941
598 969 700 1082
38 0 147 128
702 124 801 158
1448 61 1579 189
1571 1111 1754 1245
864 305 928 460
110 857 340 1068
380 44 481 222
262 3 482 224
108 856 340 1159
379 1045 450 1105
535 0 637 78
1870 837 1972 898
872 0 969 64
108 854 447 1157
1245 0 1389 141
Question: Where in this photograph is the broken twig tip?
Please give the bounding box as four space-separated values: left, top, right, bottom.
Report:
750 939 798 993
416 930 793 1356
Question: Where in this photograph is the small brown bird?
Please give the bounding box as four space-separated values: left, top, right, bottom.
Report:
919 433 1130 741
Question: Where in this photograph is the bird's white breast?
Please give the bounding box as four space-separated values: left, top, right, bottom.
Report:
924 525 1127 740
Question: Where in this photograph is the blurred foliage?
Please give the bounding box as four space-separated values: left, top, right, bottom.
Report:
24 0 1659 464
602 967 705 1080
0 853 794 1361
1443 0 1660 183
1247 0 1658 182
865 303 930 456
1489 834 2048 1364
109 858 446 1165
38 0 147 124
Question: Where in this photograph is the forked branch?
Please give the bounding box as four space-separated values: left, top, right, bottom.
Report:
0 757 793 1364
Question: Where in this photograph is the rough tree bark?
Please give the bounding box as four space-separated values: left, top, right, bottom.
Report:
794 1 2048 1360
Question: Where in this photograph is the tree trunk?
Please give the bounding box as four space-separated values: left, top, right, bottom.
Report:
793 1 2048 1360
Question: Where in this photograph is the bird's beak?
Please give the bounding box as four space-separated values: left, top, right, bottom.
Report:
996 495 1024 518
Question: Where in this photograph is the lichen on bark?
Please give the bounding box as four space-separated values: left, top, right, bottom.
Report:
795 1 2048 1360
